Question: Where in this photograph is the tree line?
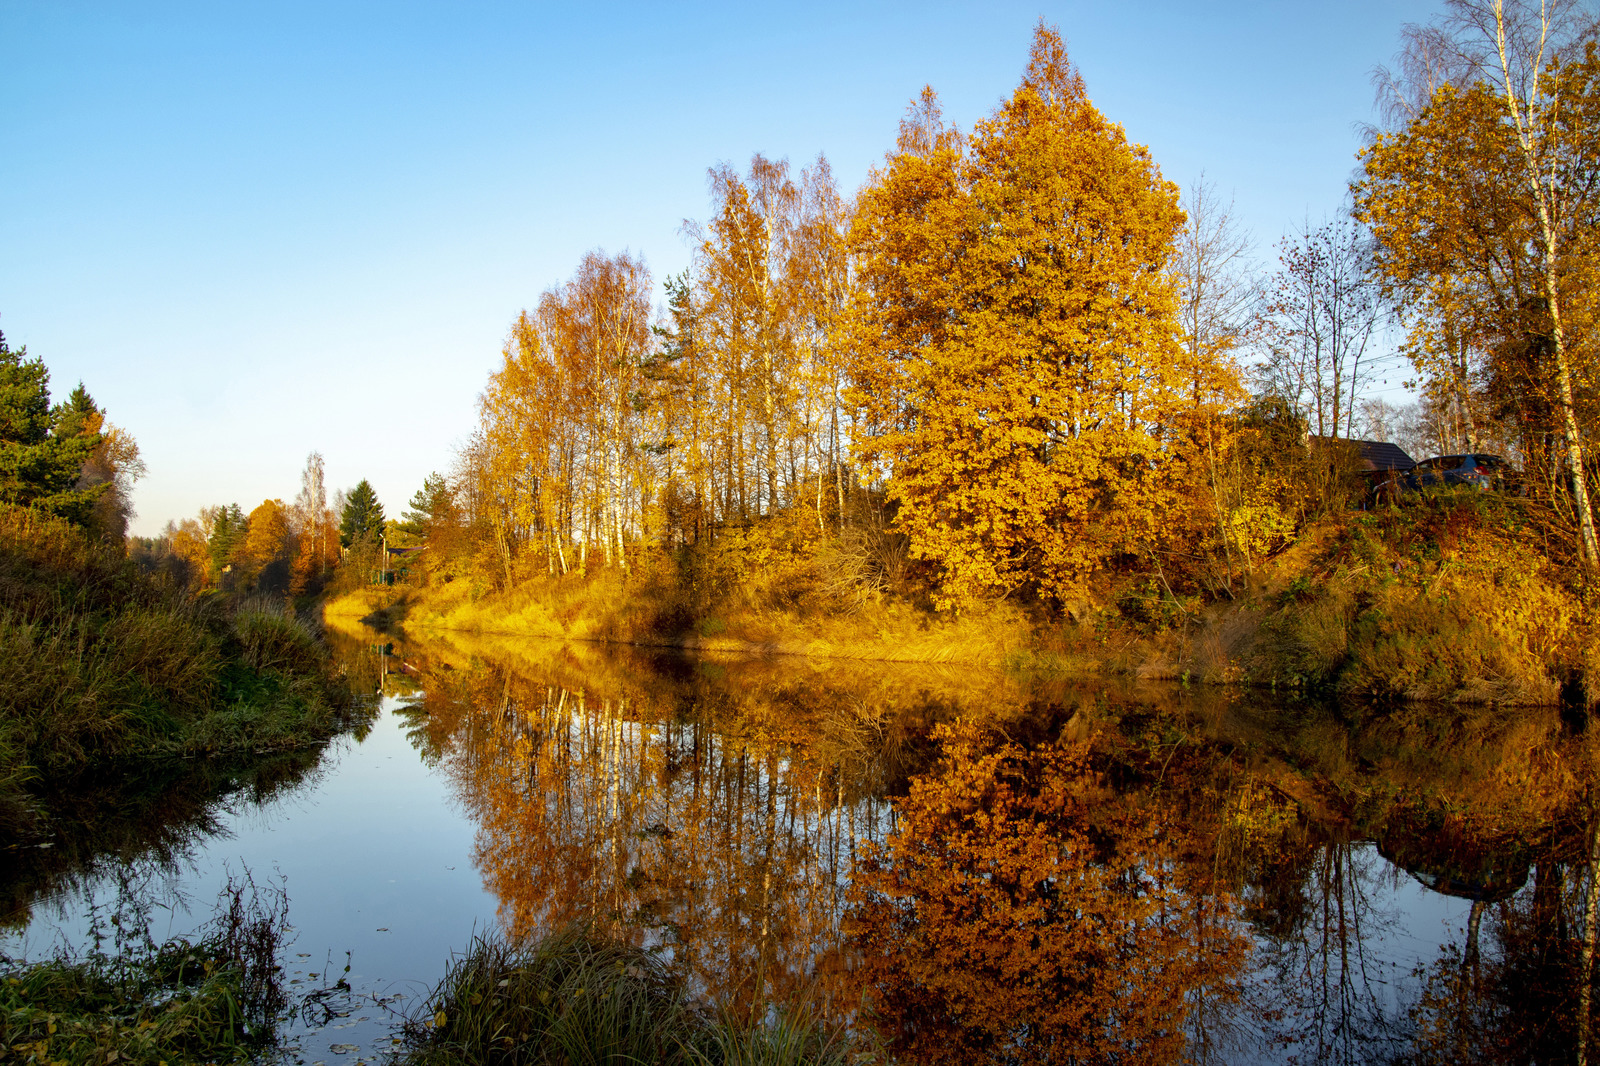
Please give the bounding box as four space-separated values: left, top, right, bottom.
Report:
428 11 1600 610
0 328 145 541
137 457 412 596
17 5 1600 605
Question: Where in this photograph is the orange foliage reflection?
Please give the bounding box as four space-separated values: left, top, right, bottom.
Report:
403 646 920 1018
847 721 1251 1065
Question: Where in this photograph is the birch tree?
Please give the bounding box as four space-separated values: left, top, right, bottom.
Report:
1359 0 1600 568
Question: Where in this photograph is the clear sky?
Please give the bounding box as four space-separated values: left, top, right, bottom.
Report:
2 1 1437 535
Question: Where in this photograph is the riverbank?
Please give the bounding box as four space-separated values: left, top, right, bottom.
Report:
0 505 362 845
0 873 289 1066
326 576 1048 665
327 495 1597 709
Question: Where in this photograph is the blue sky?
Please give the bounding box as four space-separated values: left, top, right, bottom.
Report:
2 1 1435 534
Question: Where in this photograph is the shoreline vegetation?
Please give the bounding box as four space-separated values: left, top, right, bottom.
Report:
328 490 1597 711
394 927 847 1066
0 874 291 1066
0 503 362 846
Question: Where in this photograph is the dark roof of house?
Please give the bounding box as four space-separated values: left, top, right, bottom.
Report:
1352 440 1416 471
1308 436 1415 471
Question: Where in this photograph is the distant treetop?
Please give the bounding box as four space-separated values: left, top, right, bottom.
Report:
339 479 385 547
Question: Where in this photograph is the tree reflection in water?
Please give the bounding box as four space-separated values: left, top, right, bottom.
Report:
393 637 938 1018
367 624 1600 1063
848 720 1252 1065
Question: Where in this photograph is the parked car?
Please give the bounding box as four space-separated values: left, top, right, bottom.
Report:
1403 453 1515 492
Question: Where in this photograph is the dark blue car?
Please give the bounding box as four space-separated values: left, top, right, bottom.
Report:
1404 453 1513 492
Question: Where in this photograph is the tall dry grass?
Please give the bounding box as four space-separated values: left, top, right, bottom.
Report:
0 504 349 842
1240 497 1594 704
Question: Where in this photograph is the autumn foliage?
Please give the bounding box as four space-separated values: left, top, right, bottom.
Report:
846 30 1214 606
847 721 1248 1065
431 24 1257 622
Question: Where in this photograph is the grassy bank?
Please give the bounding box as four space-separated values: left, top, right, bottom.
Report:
326 571 1045 667
396 926 846 1066
332 494 1596 708
0 504 356 843
1144 494 1599 706
0 874 289 1065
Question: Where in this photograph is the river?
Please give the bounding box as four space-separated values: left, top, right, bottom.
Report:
3 619 1588 1064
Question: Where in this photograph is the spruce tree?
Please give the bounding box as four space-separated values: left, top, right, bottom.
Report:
339 480 385 548
0 339 106 525
207 503 248 578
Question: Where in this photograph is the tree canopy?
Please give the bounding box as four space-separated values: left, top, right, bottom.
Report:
843 23 1206 606
399 472 452 540
1357 13 1600 568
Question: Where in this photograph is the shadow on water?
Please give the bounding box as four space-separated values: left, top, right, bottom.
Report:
0 745 339 935
8 613 1600 1063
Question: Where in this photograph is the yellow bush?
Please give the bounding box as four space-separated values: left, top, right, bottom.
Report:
1225 498 1295 560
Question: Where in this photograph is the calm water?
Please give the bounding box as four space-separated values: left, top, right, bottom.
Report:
2 620 1585 1064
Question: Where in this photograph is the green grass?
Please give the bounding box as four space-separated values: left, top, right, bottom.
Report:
396 927 850 1066
0 873 290 1065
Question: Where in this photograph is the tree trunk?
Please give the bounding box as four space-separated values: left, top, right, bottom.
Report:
1495 2 1600 571
1580 816 1600 1066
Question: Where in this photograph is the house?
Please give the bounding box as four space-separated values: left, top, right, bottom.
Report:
372 544 422 586
1349 439 1417 475
1307 436 1415 502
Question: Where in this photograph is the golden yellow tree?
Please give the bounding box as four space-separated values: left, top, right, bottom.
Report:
689 156 802 519
476 251 654 577
844 25 1198 606
239 498 291 591
163 517 211 587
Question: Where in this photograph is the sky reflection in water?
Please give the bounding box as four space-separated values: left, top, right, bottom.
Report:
2 626 1541 1064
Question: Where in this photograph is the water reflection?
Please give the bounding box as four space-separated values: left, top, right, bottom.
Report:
7 616 1600 1063
377 624 1600 1062
848 720 1252 1064
0 747 332 934
388 631 958 1015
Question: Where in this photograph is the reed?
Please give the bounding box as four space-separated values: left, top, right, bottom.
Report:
0 504 353 843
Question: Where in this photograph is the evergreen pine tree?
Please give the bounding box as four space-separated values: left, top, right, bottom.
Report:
398 472 449 539
207 503 248 579
52 383 102 440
